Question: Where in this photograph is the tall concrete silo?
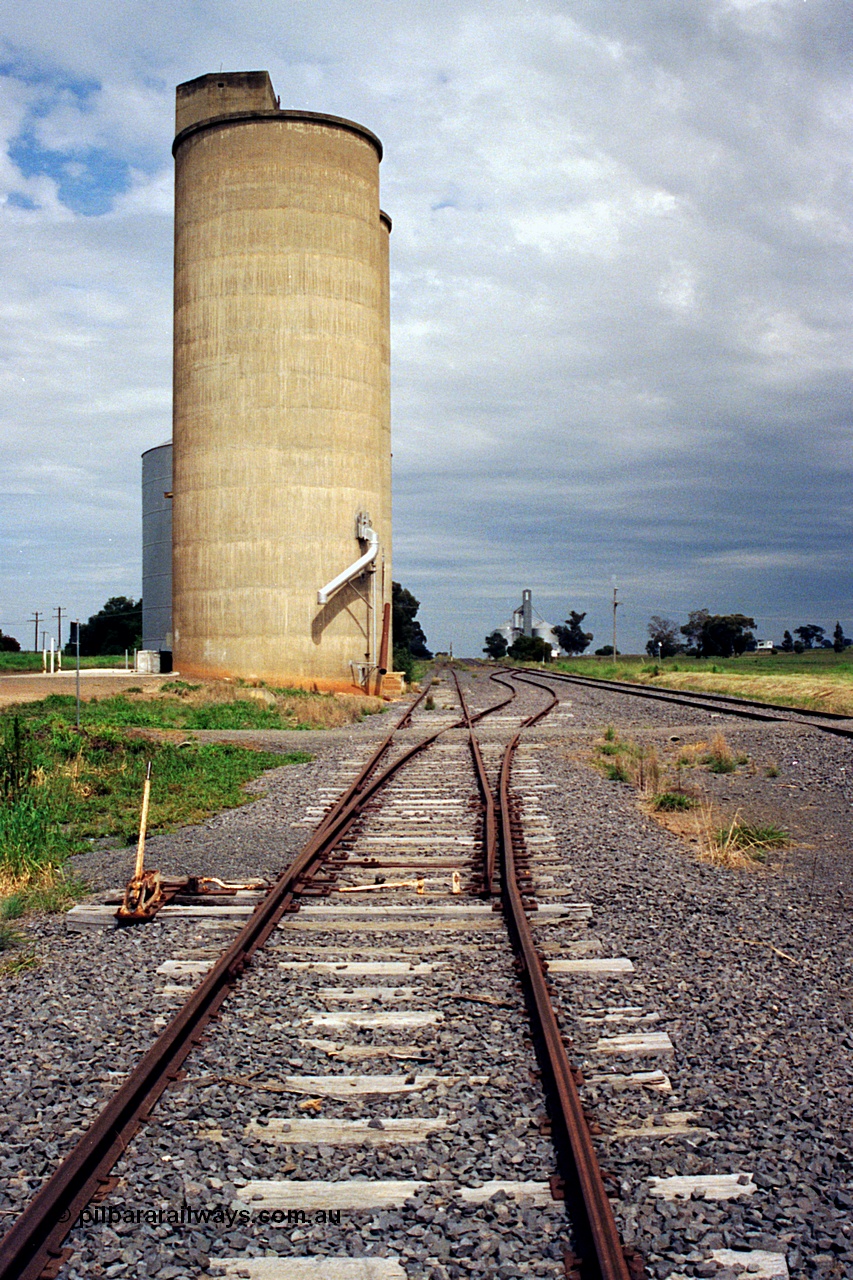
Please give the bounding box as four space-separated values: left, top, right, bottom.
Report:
141 441 173 653
171 71 391 689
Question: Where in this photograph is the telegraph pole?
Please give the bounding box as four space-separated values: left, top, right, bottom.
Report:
55 606 64 653
30 611 41 653
612 587 619 658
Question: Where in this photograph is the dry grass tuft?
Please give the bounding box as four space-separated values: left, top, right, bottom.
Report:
147 680 384 729
591 725 786 873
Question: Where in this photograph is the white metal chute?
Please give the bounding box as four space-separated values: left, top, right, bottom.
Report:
317 514 378 606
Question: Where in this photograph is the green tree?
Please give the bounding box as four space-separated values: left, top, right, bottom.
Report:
507 635 551 663
833 621 846 653
645 616 681 658
391 582 432 660
680 608 710 656
0 630 20 652
554 611 593 655
794 624 825 650
71 597 142 656
780 629 794 652
483 630 508 659
700 614 756 658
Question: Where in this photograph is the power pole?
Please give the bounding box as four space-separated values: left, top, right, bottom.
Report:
612 587 619 658
30 611 41 653
55 606 64 653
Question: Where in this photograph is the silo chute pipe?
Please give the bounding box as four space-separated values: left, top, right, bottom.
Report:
317 521 379 606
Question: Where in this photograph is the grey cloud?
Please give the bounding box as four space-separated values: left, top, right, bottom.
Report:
0 0 850 656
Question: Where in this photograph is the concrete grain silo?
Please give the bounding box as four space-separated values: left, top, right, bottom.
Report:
171 71 392 689
141 441 173 655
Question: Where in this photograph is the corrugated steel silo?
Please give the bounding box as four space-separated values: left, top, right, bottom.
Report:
141 441 173 652
171 71 391 688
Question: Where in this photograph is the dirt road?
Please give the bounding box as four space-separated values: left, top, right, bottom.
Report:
0 671 170 709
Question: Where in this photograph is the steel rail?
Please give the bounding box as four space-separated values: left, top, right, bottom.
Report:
493 672 633 1280
449 668 502 895
518 667 853 737
0 671 512 1280
542 668 853 721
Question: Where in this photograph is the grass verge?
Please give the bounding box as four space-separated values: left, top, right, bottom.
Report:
0 707 312 928
6 682 385 732
552 649 853 716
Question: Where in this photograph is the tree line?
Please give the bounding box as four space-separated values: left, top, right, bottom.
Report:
647 611 849 659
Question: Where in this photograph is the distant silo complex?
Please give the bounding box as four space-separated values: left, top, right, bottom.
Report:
170 71 392 689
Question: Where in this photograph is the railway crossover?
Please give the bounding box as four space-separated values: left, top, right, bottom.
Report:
0 669 637 1280
1 664 842 1279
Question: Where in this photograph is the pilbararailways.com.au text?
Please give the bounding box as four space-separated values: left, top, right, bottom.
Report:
66 1205 340 1228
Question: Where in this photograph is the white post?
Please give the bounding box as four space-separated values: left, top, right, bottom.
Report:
42 644 47 672
49 638 55 674
58 647 62 672
125 649 129 671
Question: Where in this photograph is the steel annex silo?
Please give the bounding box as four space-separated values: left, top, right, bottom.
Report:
141 441 173 653
171 71 391 689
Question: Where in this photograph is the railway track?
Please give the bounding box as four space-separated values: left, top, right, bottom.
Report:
2 664 843 1280
0 668 638 1280
510 667 853 739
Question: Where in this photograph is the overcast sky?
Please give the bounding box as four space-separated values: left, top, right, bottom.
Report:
1 0 851 656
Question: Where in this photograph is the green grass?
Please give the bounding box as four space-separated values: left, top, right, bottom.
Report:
652 791 696 812
7 692 318 732
555 648 853 678
0 708 312 918
0 653 132 673
715 820 790 862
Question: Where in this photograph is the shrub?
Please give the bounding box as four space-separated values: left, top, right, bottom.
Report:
0 717 34 803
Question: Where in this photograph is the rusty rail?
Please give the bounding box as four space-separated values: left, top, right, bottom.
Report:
449 668 503 895
522 666 853 729
0 671 508 1280
0 682 444 1280
494 671 634 1280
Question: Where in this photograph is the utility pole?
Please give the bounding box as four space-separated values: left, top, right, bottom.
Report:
612 587 619 658
30 611 41 653
55 606 64 653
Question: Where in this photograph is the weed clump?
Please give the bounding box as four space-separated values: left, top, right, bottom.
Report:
703 732 736 773
715 819 789 855
593 729 660 794
652 792 695 812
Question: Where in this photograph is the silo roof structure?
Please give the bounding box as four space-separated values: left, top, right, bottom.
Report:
171 71 391 690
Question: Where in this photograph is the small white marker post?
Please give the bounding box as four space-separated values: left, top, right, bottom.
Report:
73 621 81 731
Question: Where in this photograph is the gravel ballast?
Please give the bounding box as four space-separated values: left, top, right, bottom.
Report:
0 668 850 1279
